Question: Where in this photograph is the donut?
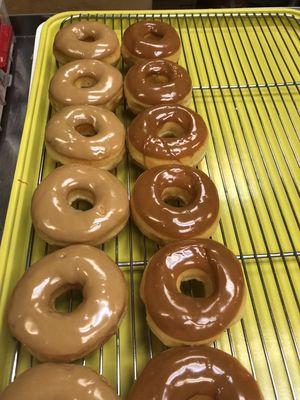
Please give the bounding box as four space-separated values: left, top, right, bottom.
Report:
128 346 263 399
0 363 118 399
131 165 220 244
124 59 192 114
128 104 209 169
140 239 246 346
45 105 125 169
31 164 129 246
7 245 127 362
121 20 181 66
49 59 123 111
53 21 120 65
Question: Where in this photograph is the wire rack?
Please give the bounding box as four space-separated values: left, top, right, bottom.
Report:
4 10 300 400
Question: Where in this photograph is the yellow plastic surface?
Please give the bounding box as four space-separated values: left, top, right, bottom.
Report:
0 8 299 399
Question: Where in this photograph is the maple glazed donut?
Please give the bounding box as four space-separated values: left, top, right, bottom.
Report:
31 164 129 246
141 239 246 346
128 104 209 169
45 105 125 170
53 20 120 65
7 245 127 362
49 59 123 111
131 165 220 244
121 20 181 65
128 346 263 399
124 59 192 114
0 363 118 399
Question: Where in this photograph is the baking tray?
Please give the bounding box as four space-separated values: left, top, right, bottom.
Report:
0 8 299 399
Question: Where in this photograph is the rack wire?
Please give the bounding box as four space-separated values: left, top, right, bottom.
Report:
6 10 300 400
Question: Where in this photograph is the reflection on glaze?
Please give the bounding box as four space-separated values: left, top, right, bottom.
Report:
45 105 125 162
131 165 219 239
31 164 129 246
122 20 180 60
49 59 123 110
128 347 263 399
141 239 245 343
125 59 191 106
7 245 127 362
0 363 118 399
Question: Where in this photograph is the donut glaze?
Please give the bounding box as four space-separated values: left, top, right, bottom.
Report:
128 346 263 400
122 20 180 65
0 363 118 399
53 21 120 65
128 104 209 169
31 164 129 246
7 245 127 362
45 105 125 169
49 59 123 111
131 165 220 243
141 239 246 346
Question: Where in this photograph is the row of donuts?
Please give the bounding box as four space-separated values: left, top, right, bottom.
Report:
1 19 263 399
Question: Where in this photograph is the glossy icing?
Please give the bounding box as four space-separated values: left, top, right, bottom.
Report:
7 245 127 361
53 21 120 64
0 363 118 399
141 239 245 343
124 59 191 106
122 20 180 60
31 164 129 246
45 105 125 162
128 104 208 159
128 346 263 399
131 165 219 240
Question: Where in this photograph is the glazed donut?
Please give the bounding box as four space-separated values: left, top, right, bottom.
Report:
45 105 125 170
121 20 181 66
128 104 209 169
53 21 120 65
128 346 263 399
140 239 246 346
7 245 127 362
124 59 192 114
49 59 123 111
0 363 118 399
131 165 220 244
31 164 129 246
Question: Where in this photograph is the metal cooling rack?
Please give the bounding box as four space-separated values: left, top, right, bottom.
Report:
7 10 300 400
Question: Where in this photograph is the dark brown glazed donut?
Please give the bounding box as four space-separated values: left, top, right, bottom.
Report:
124 59 192 114
128 104 209 169
131 165 220 244
141 239 246 346
128 346 263 400
121 20 181 65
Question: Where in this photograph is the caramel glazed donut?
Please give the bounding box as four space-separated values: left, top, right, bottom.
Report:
45 105 125 170
121 20 181 65
124 59 192 114
7 245 127 362
53 20 120 65
141 239 246 346
31 164 129 246
49 59 123 111
0 363 118 399
128 347 263 400
131 164 220 244
128 104 209 169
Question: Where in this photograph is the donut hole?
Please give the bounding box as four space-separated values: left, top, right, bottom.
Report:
158 122 185 139
68 189 95 211
162 187 193 208
177 270 215 298
76 29 98 42
74 75 97 89
144 30 164 41
75 123 97 137
147 72 170 85
54 286 84 313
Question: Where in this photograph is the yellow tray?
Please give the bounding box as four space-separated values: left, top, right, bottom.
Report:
0 8 299 399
